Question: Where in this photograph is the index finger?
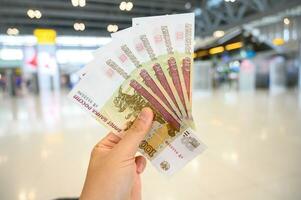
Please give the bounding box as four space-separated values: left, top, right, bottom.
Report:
93 132 122 152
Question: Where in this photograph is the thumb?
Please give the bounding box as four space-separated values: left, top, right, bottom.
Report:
116 107 154 156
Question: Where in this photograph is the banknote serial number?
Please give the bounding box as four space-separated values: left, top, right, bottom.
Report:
76 91 98 107
165 141 184 159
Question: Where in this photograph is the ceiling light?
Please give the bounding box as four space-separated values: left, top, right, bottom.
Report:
80 23 85 31
113 25 118 32
119 1 127 10
125 2 133 11
27 9 42 19
72 0 86 7
283 17 290 25
27 9 35 18
7 28 19 36
74 22 85 31
71 0 79 6
13 28 20 35
107 24 118 33
35 10 42 19
73 23 78 30
213 30 225 38
120 1 133 11
107 24 113 32
79 0 86 7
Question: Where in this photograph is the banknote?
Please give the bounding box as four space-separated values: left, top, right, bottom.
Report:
111 27 188 120
68 57 205 175
80 27 187 120
102 38 183 120
170 14 194 107
111 26 190 123
132 20 191 123
133 13 194 122
77 34 185 121
78 24 191 122
75 55 181 128
79 28 187 118
81 39 183 121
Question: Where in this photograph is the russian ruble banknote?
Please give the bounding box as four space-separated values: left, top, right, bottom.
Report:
78 38 183 123
80 27 187 122
69 13 206 175
69 55 205 175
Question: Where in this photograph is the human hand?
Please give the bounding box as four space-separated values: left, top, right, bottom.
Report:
80 107 154 200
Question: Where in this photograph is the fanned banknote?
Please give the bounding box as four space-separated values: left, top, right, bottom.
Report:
69 13 206 175
101 37 183 120
110 27 189 123
79 27 187 122
78 39 183 122
133 13 194 124
69 55 205 175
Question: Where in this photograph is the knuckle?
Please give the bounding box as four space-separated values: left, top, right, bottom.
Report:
91 145 101 158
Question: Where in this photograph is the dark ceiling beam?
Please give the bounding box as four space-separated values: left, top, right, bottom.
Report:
0 0 196 37
87 0 189 9
237 3 248 19
251 0 268 12
0 0 189 12
224 3 236 21
0 8 135 22
0 0 185 16
0 18 130 29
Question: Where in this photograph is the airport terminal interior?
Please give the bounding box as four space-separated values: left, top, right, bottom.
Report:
0 0 301 199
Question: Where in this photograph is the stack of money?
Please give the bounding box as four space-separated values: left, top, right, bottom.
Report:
69 13 206 176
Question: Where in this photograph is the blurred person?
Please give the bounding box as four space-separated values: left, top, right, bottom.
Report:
80 107 154 200
0 74 7 93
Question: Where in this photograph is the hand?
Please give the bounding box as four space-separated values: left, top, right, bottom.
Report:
80 107 154 200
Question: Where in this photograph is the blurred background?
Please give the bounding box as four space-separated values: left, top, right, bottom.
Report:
0 0 301 199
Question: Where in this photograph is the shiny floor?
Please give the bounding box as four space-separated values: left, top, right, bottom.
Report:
1 90 301 200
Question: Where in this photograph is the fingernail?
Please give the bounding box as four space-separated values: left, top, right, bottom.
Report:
138 108 153 123
137 160 146 174
137 163 145 174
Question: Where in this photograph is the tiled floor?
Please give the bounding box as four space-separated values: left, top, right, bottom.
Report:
0 90 301 200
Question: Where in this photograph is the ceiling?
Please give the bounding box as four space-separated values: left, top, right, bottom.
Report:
0 0 300 37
